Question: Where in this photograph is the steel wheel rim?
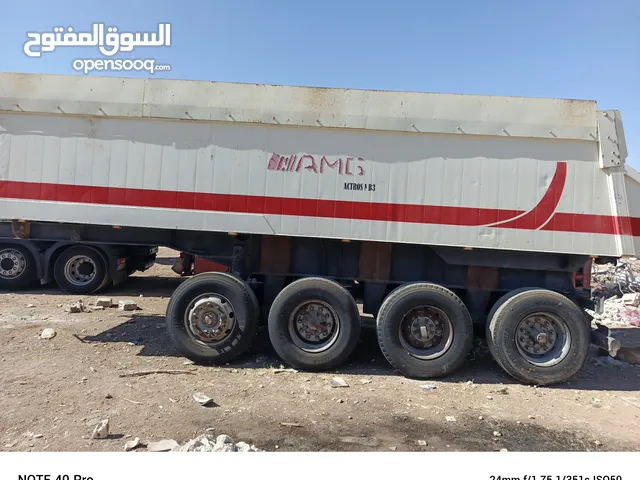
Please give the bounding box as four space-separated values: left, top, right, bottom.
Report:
288 300 340 353
184 293 236 346
515 312 571 367
0 248 27 279
398 305 454 360
64 255 97 286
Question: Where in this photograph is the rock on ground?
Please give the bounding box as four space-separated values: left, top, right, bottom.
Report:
174 434 261 452
91 419 109 439
147 439 179 452
95 298 113 307
40 328 56 339
118 300 138 311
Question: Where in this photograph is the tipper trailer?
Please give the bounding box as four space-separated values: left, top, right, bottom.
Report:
1 72 638 385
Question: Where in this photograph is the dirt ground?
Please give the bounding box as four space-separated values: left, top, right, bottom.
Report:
1 248 639 453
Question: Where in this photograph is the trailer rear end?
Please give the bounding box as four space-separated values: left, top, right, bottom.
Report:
0 72 638 385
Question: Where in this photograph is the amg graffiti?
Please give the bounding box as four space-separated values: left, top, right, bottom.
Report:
267 153 365 176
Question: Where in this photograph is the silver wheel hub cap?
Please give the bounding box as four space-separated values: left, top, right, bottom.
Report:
399 306 454 360
515 313 570 367
64 255 97 286
0 249 26 279
289 300 340 353
187 296 235 343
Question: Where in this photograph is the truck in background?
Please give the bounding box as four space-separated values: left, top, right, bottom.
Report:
1 72 638 386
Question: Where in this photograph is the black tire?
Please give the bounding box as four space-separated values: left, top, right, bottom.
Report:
268 277 361 371
54 246 108 295
165 272 259 365
376 283 474 379
486 288 590 385
0 244 37 290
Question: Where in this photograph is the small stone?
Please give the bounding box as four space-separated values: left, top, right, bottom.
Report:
95 298 113 307
331 377 349 388
486 395 493 400
92 306 105 311
280 422 301 428
500 448 509 452
192 392 214 406
66 300 88 313
124 437 142 451
27 304 35 308
360 379 372 385
105 394 113 399
390 446 397 451
147 439 179 452
32 434 44 439
213 434 236 452
493 431 502 437
91 419 109 439
516 421 521 424
348 416 353 420
337 399 344 404
445 416 457 422
183 360 195 365
139 294 144 298
594 440 603 447
421 384 437 390
40 328 56 339
478 416 484 420
528 415 535 419
118 300 137 311
495 386 509 395
235 441 251 452
417 440 427 446
4 442 17 448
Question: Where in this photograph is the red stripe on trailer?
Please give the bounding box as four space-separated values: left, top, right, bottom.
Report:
0 179 639 237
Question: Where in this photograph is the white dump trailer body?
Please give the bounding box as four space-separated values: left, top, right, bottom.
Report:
0 72 637 258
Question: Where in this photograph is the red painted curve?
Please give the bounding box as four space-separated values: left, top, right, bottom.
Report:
485 162 567 230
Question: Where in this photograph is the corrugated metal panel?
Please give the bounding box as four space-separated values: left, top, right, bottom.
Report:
0 72 597 141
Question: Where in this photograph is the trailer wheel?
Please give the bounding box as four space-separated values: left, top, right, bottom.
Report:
53 246 108 295
376 283 473 379
268 277 361 371
165 272 259 365
486 288 590 385
0 244 37 290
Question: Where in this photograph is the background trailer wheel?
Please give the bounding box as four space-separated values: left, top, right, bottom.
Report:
376 283 474 379
165 272 259 365
0 244 37 290
53 246 109 295
485 288 590 386
268 277 361 371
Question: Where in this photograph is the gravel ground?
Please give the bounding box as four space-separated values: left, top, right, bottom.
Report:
1 248 639 452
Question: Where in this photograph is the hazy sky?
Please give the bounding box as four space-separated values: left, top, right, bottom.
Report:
1 0 638 167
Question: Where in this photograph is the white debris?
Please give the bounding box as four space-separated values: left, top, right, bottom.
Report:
622 293 640 307
175 434 260 452
118 300 138 311
95 297 113 307
147 439 179 452
417 440 427 446
40 328 56 339
26 304 35 308
66 300 89 313
124 437 142 451
421 384 437 390
91 419 109 439
330 377 349 388
493 431 502 437
445 416 457 422
192 392 214 406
